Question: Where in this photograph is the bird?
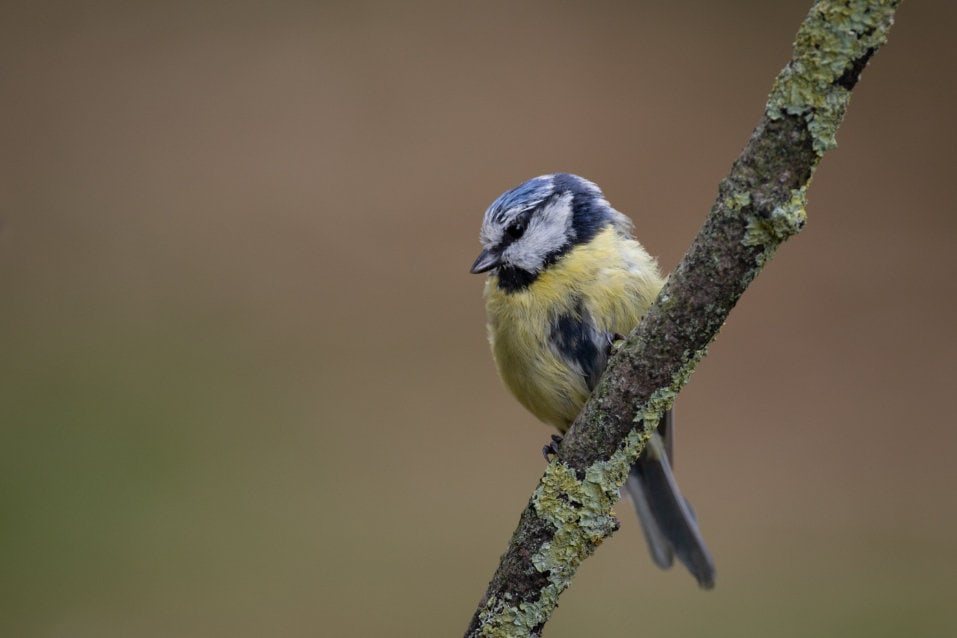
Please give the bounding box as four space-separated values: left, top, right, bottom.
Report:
470 173 715 589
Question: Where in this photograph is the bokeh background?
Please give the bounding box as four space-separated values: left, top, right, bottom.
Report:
2 1 956 636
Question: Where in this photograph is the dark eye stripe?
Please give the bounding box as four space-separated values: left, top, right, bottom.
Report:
498 209 533 248
506 220 526 239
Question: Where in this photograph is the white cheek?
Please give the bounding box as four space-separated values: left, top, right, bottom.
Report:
501 244 529 271
505 194 575 272
528 195 574 253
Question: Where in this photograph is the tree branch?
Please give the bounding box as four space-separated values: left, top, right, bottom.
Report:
465 1 902 636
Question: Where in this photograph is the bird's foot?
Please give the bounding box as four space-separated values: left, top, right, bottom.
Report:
542 434 564 461
607 333 627 356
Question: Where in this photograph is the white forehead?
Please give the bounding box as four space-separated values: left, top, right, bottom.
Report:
479 175 556 246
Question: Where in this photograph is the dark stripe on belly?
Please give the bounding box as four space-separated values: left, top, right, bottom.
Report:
550 304 609 391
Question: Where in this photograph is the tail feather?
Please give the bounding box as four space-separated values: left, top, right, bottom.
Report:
625 470 674 569
623 411 716 589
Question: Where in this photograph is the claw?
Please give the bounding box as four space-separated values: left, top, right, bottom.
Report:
542 434 564 461
607 332 627 356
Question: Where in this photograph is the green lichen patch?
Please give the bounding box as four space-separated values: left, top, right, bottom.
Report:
767 0 897 153
725 191 752 213
743 186 808 251
531 438 637 572
633 348 707 428
472 430 649 636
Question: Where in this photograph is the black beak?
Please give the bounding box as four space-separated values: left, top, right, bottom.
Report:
470 248 501 274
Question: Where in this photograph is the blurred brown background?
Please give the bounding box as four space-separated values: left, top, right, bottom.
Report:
2 1 955 636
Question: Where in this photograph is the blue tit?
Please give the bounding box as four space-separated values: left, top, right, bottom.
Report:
471 173 715 589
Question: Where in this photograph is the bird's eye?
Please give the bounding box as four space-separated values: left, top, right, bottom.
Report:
506 220 526 239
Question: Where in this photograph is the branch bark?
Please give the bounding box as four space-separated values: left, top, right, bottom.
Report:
465 1 901 636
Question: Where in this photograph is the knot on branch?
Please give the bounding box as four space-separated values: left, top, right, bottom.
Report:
742 187 809 259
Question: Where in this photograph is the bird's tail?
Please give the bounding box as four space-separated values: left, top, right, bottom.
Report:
623 410 716 589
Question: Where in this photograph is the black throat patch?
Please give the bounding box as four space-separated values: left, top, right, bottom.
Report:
495 265 540 292
494 247 571 293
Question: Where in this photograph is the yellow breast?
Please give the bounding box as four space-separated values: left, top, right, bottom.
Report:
483 226 664 431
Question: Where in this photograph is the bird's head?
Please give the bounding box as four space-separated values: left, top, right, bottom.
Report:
470 173 631 290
